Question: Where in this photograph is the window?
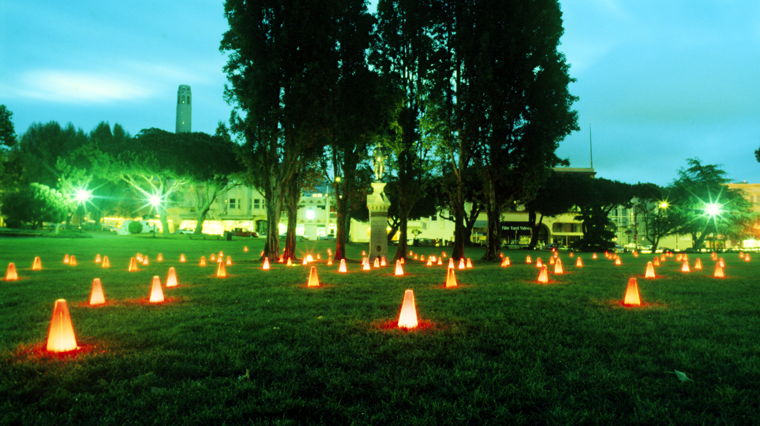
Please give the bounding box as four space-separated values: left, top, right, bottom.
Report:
187 97 190 105
431 215 437 221
254 199 261 209
229 198 237 209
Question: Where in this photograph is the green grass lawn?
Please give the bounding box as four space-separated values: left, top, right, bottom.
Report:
2 234 760 425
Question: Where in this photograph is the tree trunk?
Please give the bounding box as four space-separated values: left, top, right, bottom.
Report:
394 206 410 261
482 181 501 261
527 210 544 249
194 208 209 235
451 178 466 260
264 184 283 261
283 175 300 261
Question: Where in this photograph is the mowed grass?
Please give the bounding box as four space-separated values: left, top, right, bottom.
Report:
2 235 760 425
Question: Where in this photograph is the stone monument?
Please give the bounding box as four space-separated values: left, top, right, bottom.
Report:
367 146 391 262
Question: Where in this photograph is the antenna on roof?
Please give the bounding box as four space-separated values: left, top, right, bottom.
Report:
589 124 593 169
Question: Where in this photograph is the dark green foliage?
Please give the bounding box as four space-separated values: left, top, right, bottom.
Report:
0 104 16 148
671 158 755 249
524 171 579 248
128 221 144 234
572 176 635 251
1 183 68 229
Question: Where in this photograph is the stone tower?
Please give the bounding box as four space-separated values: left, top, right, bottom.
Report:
176 85 192 133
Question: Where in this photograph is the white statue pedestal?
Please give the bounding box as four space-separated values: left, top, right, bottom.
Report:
367 182 391 262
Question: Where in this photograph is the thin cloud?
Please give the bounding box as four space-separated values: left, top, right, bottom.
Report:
18 70 153 103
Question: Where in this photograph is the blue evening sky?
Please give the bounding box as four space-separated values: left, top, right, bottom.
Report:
2 0 759 186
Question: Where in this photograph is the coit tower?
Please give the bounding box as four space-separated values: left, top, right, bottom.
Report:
176 85 192 133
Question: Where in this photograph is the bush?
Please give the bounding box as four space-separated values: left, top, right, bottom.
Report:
128 221 144 234
1 183 68 229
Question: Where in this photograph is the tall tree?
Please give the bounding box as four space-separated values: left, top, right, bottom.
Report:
461 0 578 260
328 0 395 261
572 176 635 251
374 0 436 261
222 0 338 260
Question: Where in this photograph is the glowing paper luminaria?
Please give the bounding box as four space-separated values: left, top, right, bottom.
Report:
263 257 271 270
395 259 404 276
180 254 186 262
694 258 702 270
338 259 347 273
623 278 641 306
537 266 549 284
414 254 419 261
660 254 666 262
397 290 418 329
592 253 597 260
102 256 110 268
46 299 77 352
676 254 682 262
286 257 293 266
614 257 621 266
226 256 232 266
363 259 370 271
549 256 555 265
327 256 333 266
536 258 543 268
64 254 70 264
307 266 320 287
569 252 574 257
89 278 106 305
501 257 510 267
244 246 248 252
210 254 216 262
448 258 455 269
458 258 465 269
216 261 227 278
466 258 473 268
149 276 165 303
142 257 148 266
128 257 138 272
375 257 381 268
719 258 725 268
575 257 583 267
526 255 532 264
70 256 77 266
714 263 725 278
166 267 178 287
157 253 163 262
437 257 443 266
306 254 314 263
554 258 564 274
653 257 660 267
746 254 752 262
681 260 690 272
94 254 101 263
5 263 18 281
645 261 655 279
199 256 207 267
32 256 42 271
446 267 457 288
426 257 432 266
381 257 387 267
